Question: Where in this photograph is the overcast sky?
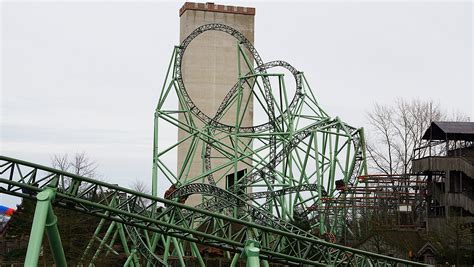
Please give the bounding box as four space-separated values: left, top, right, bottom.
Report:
1 1 472 207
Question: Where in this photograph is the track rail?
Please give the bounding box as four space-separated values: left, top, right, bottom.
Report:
0 155 426 266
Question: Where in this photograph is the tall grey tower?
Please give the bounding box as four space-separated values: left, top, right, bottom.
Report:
178 2 255 206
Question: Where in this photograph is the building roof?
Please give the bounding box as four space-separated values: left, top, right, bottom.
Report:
422 121 474 141
180 2 256 17
417 241 439 256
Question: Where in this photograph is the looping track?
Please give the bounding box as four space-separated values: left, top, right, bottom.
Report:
177 24 303 187
159 23 368 241
0 23 428 266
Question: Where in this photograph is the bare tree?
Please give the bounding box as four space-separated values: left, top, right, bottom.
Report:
51 153 70 172
131 179 150 194
366 98 469 175
5 153 123 265
51 152 97 177
426 217 474 265
50 152 100 194
71 152 97 177
130 179 151 207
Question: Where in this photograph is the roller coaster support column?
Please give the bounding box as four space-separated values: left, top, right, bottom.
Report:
124 248 139 267
90 221 117 265
243 240 260 267
25 188 66 267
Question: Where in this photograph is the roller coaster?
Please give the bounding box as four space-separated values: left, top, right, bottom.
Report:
0 24 427 266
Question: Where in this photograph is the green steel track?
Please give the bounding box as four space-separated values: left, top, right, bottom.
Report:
0 156 426 266
1 23 429 266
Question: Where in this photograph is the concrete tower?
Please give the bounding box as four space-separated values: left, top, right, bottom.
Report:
178 2 255 206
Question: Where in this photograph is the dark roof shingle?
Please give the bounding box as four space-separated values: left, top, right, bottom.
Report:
422 121 474 141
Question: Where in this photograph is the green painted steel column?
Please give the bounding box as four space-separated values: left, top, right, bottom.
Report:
132 249 140 267
25 188 66 267
124 248 137 267
90 221 117 266
244 240 260 267
25 194 48 266
45 203 67 267
163 235 171 263
190 241 205 267
81 217 107 262
105 229 119 256
230 253 240 267
172 237 186 267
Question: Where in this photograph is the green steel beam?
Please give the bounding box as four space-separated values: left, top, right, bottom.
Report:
0 155 427 266
25 188 66 267
243 240 260 267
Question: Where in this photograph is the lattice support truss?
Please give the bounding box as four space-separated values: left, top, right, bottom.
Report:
153 23 368 242
0 23 429 266
0 156 425 266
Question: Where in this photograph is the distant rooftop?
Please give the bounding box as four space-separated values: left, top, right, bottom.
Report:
179 2 256 17
422 121 474 141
